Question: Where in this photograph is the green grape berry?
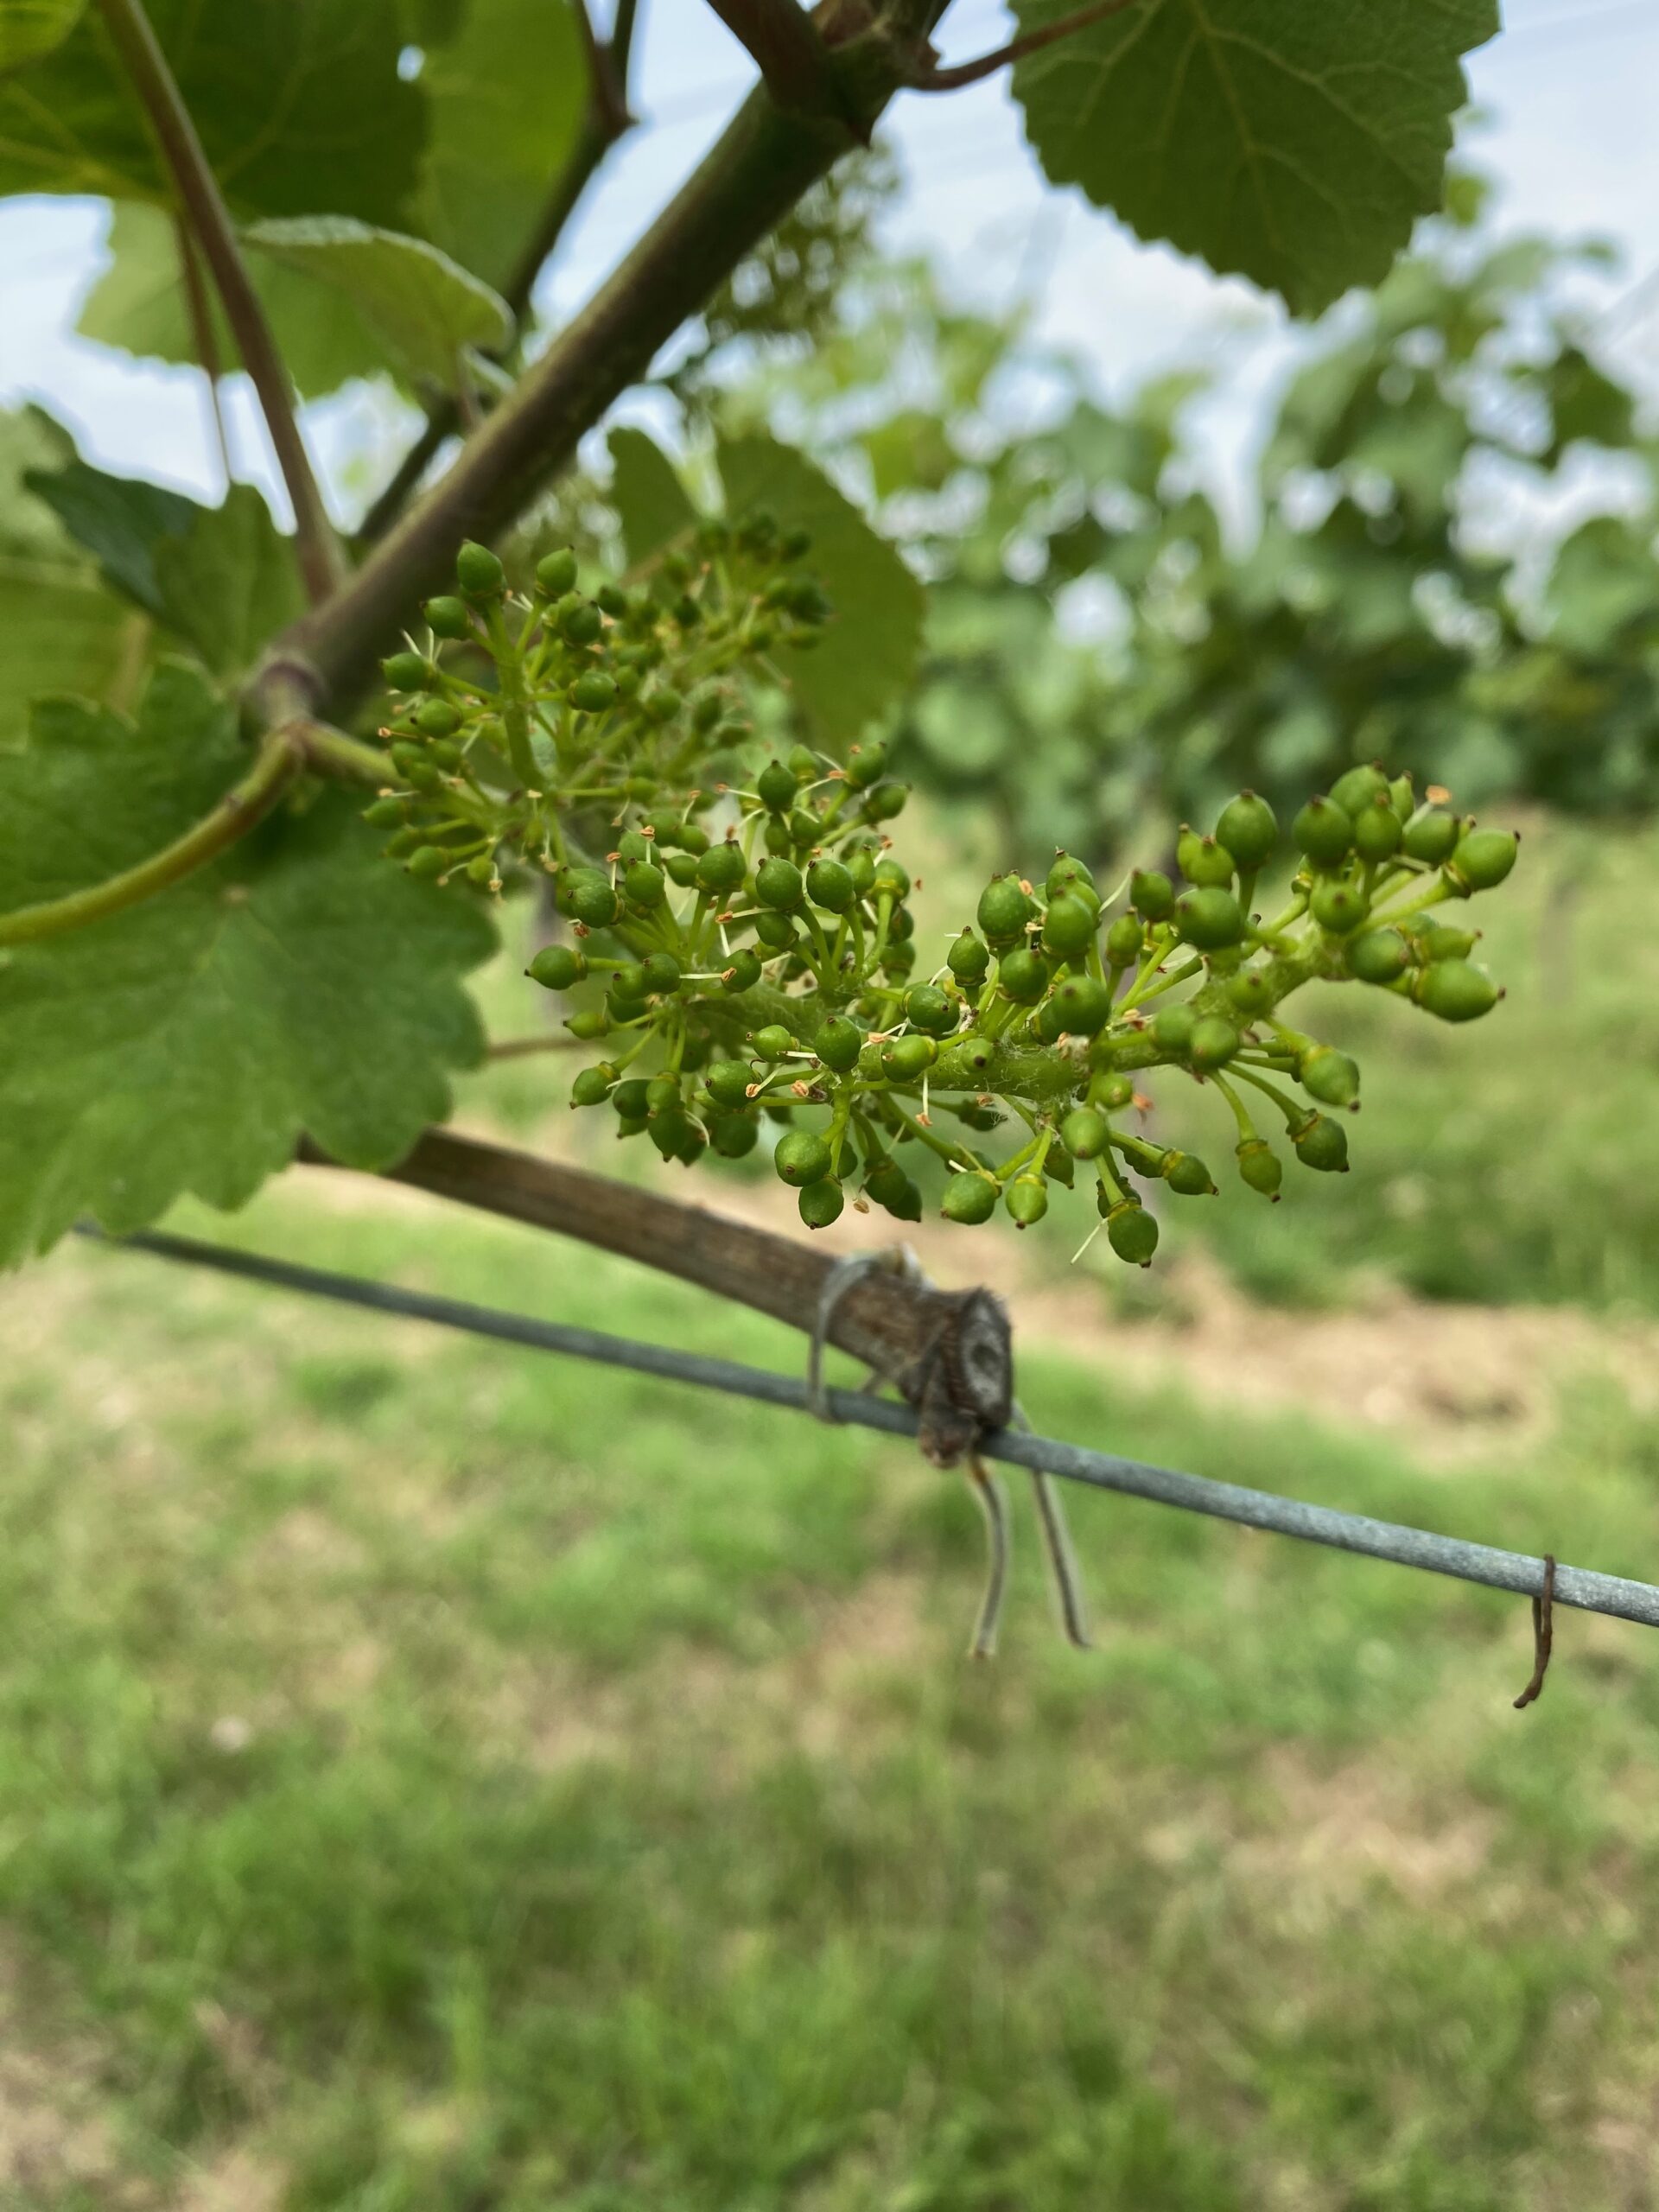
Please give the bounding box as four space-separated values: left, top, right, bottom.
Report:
906 983 958 1037
570 671 618 713
1412 958 1499 1022
806 858 855 912
942 1173 999 1224
1294 797 1353 865
883 1033 938 1080
1216 791 1278 868
1236 1136 1283 1198
362 795 407 828
1346 927 1411 983
423 595 472 639
1043 852 1088 899
570 1065 615 1108
1062 1108 1111 1160
1130 868 1174 922
998 948 1049 1004
1178 832 1236 888
1228 969 1274 1017
753 1024 794 1060
1292 1113 1349 1173
1351 793 1402 861
816 1016 862 1072
1300 1045 1360 1106
1189 1015 1241 1072
696 841 747 895
381 651 432 692
947 929 990 985
757 760 798 812
1105 1198 1159 1267
536 548 578 597
406 844 448 880
527 944 585 990
1151 1001 1198 1057
707 1061 754 1109
1330 763 1389 817
846 740 887 789
456 541 505 598
1105 913 1144 967
774 1131 831 1187
1163 1150 1216 1196
710 1114 760 1160
1051 976 1113 1037
1403 810 1459 865
722 950 763 993
1310 879 1368 936
1449 828 1518 893
978 875 1034 944
623 862 665 910
1005 1174 1049 1229
1415 920 1477 962
799 1179 844 1230
416 697 461 739
1174 887 1245 950
755 857 804 911
641 952 681 995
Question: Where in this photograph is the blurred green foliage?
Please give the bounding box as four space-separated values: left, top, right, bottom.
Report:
679 168 1659 865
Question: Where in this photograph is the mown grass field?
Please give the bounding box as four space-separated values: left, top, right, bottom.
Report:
6 814 1659 2209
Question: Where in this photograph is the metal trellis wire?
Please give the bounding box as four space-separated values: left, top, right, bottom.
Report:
76 1225 1659 1636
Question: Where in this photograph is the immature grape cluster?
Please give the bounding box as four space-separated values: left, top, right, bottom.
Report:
371 539 1517 1261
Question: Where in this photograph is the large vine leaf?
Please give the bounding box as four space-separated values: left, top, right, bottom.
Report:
25 455 302 679
716 435 925 743
0 0 422 225
78 202 429 400
244 217 512 393
0 661 493 1267
608 425 699 567
0 407 145 731
1010 0 1499 314
0 0 84 73
412 0 587 293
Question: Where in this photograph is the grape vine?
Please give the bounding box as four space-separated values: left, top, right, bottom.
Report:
370 531 1520 1259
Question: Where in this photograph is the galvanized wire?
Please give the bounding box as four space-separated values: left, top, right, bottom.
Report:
78 1225 1659 1632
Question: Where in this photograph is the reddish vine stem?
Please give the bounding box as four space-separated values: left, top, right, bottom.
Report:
96 0 343 603
702 0 860 127
174 212 232 488
905 0 1141 91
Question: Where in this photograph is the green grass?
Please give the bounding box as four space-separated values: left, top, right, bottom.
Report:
5 1181 1659 2208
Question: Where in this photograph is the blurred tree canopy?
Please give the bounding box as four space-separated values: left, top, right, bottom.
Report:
603 162 1659 866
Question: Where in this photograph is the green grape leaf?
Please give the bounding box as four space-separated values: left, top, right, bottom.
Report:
1545 518 1659 654
0 660 493 1267
0 0 422 224
149 486 307 677
608 426 699 567
242 218 513 395
0 0 84 73
79 202 423 400
26 456 302 679
716 434 925 743
413 0 586 291
1543 346 1637 463
0 406 144 731
1011 0 1498 314
25 454 196 619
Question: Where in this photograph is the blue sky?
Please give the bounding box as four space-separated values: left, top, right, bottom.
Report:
3 0 1656 525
